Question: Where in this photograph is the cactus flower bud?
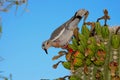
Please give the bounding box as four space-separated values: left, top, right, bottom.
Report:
62 62 71 70
101 25 110 39
95 22 102 35
73 51 84 59
111 34 120 49
73 58 83 67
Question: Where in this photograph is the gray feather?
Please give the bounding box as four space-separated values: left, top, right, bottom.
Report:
50 16 74 40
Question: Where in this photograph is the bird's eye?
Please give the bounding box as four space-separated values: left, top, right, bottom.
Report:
47 42 49 45
42 44 45 47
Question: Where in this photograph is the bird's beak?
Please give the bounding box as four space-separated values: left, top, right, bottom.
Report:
44 49 48 54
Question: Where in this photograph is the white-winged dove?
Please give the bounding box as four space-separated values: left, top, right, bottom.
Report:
42 9 89 54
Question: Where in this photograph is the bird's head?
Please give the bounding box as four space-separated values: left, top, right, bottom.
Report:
42 40 52 54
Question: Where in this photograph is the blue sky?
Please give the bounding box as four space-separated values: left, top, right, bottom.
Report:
0 0 120 80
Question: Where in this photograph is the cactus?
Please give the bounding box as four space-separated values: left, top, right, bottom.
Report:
53 10 120 80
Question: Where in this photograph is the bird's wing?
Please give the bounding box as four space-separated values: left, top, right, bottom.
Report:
50 25 65 41
50 16 75 41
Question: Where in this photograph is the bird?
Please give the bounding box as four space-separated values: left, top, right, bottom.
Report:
42 9 89 54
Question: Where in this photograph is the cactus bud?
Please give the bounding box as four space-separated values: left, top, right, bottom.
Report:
95 22 102 35
93 58 104 66
73 51 84 59
73 58 83 67
101 25 110 39
111 34 120 49
62 62 71 70
97 50 106 58
86 58 92 66
85 48 94 58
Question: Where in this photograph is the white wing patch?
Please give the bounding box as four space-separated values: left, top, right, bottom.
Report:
51 27 65 41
